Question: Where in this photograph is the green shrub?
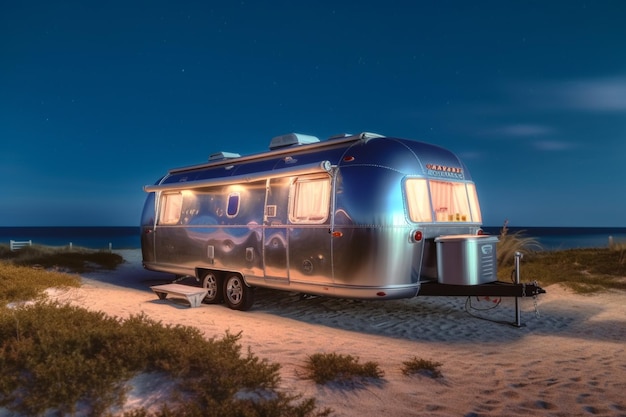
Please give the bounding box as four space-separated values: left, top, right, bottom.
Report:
304 352 384 385
511 248 626 294
0 302 330 417
401 357 443 378
0 244 124 273
0 262 80 304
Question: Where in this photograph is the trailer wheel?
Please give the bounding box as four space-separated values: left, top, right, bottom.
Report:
201 271 223 304
223 273 254 311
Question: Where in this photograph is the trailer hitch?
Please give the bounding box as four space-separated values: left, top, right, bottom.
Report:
418 251 545 327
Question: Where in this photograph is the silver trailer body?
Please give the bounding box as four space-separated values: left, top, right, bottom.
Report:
141 132 490 310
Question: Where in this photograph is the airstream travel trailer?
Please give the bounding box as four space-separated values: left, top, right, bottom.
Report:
141 132 543 322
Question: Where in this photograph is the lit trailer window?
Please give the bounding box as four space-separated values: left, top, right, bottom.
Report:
405 178 482 223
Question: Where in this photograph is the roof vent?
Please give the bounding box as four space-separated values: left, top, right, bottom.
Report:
269 133 320 150
209 152 241 161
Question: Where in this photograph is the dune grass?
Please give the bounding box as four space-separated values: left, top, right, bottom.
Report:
401 357 443 379
508 248 626 294
0 302 331 417
495 221 626 294
303 353 384 386
0 244 124 273
496 220 542 268
0 262 80 305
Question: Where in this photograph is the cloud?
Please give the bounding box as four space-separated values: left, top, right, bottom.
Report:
532 140 576 151
476 124 577 151
479 123 554 138
556 77 626 112
512 75 626 113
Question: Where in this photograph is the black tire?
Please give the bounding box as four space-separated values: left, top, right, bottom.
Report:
223 273 254 311
202 271 223 304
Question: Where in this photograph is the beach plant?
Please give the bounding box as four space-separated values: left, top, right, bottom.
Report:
513 248 626 294
496 220 541 270
0 262 80 305
0 244 124 273
303 352 384 386
0 302 331 417
489 221 626 293
401 357 443 379
608 238 626 265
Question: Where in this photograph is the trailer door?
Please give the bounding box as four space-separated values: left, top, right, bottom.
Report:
263 177 291 281
286 174 333 285
140 192 157 264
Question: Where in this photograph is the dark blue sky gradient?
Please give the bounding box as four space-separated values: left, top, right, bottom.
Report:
2 1 625 226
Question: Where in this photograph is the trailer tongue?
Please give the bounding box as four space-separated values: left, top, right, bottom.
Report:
419 251 545 327
419 280 545 298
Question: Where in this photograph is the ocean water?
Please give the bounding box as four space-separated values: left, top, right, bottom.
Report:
0 226 624 251
0 227 140 250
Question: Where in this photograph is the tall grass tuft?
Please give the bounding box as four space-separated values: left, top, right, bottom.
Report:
496 220 541 269
401 357 443 379
303 352 384 386
608 237 626 265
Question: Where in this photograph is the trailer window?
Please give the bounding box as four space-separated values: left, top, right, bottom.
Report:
226 193 240 217
405 179 482 223
159 192 183 225
429 180 476 222
466 183 482 223
290 176 331 224
405 178 433 222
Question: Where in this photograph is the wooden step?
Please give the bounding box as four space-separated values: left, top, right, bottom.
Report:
150 283 209 308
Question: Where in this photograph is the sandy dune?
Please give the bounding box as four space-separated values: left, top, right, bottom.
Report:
48 250 626 417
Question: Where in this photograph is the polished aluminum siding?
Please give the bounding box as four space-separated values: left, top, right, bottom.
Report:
141 134 483 300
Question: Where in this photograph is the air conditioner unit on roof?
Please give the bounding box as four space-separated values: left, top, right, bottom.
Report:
209 152 241 161
269 133 320 150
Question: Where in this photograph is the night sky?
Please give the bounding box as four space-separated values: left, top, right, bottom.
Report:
2 1 625 227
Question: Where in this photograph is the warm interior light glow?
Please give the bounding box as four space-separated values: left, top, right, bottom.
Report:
405 178 482 223
405 178 433 222
466 183 482 223
290 176 331 224
159 192 183 225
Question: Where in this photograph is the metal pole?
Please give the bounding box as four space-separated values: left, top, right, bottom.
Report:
514 251 523 327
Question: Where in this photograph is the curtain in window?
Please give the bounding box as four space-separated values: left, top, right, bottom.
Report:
292 178 330 223
405 179 433 222
429 180 472 222
160 193 183 224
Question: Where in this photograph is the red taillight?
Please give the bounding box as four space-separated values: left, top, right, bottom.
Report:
376 291 386 297
343 156 355 162
477 229 488 235
332 231 343 238
413 230 423 242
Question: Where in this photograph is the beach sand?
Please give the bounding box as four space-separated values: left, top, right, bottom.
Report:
48 249 626 417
